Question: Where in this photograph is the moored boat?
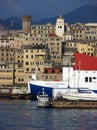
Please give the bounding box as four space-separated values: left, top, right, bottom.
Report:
28 80 66 98
10 87 31 99
37 88 51 108
62 88 97 101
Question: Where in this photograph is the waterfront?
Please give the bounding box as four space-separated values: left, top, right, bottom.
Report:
0 100 97 130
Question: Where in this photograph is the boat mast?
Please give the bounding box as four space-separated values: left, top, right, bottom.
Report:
77 60 81 88
67 61 70 88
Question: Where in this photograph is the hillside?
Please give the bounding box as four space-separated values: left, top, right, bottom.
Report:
36 4 97 24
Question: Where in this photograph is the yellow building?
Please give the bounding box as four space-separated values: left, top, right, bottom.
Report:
23 45 46 73
77 42 95 56
0 66 13 85
31 23 55 36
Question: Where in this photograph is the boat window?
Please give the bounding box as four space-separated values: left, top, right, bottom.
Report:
85 77 88 82
89 77 92 82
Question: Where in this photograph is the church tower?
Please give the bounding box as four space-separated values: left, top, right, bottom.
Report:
55 15 65 37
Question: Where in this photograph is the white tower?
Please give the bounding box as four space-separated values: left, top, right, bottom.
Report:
56 15 65 37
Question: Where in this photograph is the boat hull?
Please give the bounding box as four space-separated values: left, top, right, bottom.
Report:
28 81 67 98
63 91 97 101
29 83 53 98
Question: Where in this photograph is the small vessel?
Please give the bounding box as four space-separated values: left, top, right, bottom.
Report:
62 88 97 101
37 88 51 108
10 87 31 99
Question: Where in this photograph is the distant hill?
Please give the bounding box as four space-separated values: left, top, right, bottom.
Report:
0 4 97 30
0 17 22 30
36 3 97 24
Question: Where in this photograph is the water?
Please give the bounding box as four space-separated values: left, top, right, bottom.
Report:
0 100 97 130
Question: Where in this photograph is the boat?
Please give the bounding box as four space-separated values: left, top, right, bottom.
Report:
62 88 97 101
28 52 97 98
28 73 67 98
37 88 51 107
28 80 66 98
10 87 31 99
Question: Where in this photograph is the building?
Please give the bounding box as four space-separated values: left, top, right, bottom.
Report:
70 23 85 40
22 16 32 33
85 23 97 40
31 23 55 36
55 15 65 38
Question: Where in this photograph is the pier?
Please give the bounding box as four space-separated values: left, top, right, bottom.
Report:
51 99 97 108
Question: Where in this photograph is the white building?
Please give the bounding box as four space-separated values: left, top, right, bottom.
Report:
55 15 65 38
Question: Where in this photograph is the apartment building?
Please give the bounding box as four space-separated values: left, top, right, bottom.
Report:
0 66 14 85
0 47 15 65
70 22 97 41
23 45 46 73
70 23 86 40
31 23 55 36
48 34 62 64
77 42 94 56
85 23 97 40
63 39 97 66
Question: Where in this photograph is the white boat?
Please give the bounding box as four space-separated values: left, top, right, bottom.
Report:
12 87 30 94
28 79 67 98
62 88 97 101
10 87 31 99
37 88 51 107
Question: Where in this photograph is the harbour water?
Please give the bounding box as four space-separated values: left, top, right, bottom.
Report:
0 100 97 130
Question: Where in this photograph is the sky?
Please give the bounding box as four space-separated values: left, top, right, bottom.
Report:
0 0 97 21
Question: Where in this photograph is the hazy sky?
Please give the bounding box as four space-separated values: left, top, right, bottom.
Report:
0 0 97 21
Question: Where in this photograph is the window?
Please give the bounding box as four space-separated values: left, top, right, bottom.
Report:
86 36 88 39
25 50 28 52
30 50 33 53
18 78 20 81
38 68 40 71
22 78 24 81
25 62 29 65
89 77 92 82
46 75 48 79
26 55 28 58
85 77 88 82
52 70 55 73
31 55 33 58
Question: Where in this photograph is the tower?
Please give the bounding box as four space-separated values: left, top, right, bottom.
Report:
22 16 32 33
55 15 65 37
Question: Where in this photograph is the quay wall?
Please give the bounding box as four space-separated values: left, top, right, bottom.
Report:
51 100 97 108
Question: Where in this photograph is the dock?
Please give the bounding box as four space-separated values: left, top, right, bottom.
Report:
0 86 32 100
51 99 97 108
